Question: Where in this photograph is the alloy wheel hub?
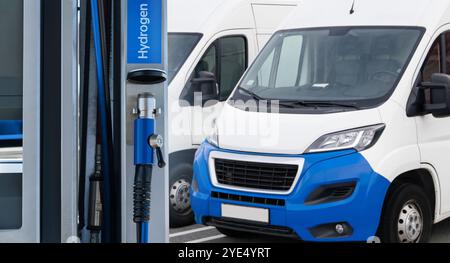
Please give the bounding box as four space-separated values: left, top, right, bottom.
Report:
397 200 423 243
170 179 191 214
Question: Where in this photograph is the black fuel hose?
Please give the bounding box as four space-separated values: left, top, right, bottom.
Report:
133 165 152 224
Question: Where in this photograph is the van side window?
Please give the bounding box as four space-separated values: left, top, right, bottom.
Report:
218 37 247 100
181 36 247 105
194 44 217 77
421 38 441 82
446 33 450 74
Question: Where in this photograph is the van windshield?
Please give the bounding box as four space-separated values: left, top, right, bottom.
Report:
168 33 202 83
235 27 423 109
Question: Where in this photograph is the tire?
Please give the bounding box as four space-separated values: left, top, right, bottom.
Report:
216 227 257 238
169 165 195 228
378 183 432 243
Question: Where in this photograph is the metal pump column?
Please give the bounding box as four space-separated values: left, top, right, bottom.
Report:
121 0 169 243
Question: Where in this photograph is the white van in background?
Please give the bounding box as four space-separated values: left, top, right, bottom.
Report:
167 0 299 226
192 0 450 242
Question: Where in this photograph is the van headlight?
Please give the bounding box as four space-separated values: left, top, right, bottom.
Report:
305 124 385 153
206 125 219 147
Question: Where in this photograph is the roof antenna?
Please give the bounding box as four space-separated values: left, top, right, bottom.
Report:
349 0 356 14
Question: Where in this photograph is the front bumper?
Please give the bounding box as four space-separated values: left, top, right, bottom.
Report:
191 142 390 242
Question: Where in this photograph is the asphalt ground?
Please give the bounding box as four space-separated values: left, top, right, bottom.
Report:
169 218 450 243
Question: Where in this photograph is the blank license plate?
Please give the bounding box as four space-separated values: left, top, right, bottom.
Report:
221 204 269 223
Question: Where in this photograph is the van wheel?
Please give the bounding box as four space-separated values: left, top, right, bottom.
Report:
378 184 432 243
169 166 194 228
216 227 256 238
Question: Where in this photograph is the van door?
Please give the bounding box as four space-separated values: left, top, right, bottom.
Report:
416 31 450 215
0 0 40 242
187 30 257 145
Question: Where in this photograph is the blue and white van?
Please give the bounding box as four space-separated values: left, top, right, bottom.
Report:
191 0 450 242
166 0 299 227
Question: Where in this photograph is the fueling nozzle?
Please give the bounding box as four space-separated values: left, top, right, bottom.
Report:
87 144 103 243
137 93 156 119
133 93 166 243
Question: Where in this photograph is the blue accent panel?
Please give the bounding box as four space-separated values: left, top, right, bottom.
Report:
0 120 22 140
134 118 155 165
127 0 162 64
191 141 391 242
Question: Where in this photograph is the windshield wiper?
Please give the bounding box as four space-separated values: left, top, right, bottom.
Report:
236 90 361 110
279 100 360 110
304 101 360 109
237 87 264 101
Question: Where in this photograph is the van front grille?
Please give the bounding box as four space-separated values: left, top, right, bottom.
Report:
214 158 298 191
211 191 285 206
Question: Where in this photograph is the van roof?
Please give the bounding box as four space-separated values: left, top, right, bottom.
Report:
168 0 299 33
278 0 450 31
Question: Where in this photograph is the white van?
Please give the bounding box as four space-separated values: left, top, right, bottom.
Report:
191 0 450 242
167 0 299 226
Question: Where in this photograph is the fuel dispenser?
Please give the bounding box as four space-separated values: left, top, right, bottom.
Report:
78 0 169 243
76 0 169 243
121 0 169 243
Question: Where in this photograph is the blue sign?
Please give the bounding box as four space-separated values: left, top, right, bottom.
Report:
127 0 162 64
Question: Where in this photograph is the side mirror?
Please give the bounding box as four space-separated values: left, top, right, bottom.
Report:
421 73 450 117
191 71 219 105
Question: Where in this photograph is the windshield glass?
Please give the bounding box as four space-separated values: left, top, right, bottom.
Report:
235 27 423 108
168 33 202 83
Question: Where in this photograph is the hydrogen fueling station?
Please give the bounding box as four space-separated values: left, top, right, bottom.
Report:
0 0 170 243
0 0 309 244
4 0 450 246
0 0 304 244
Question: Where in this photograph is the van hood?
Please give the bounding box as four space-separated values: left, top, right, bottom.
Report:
216 103 382 155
